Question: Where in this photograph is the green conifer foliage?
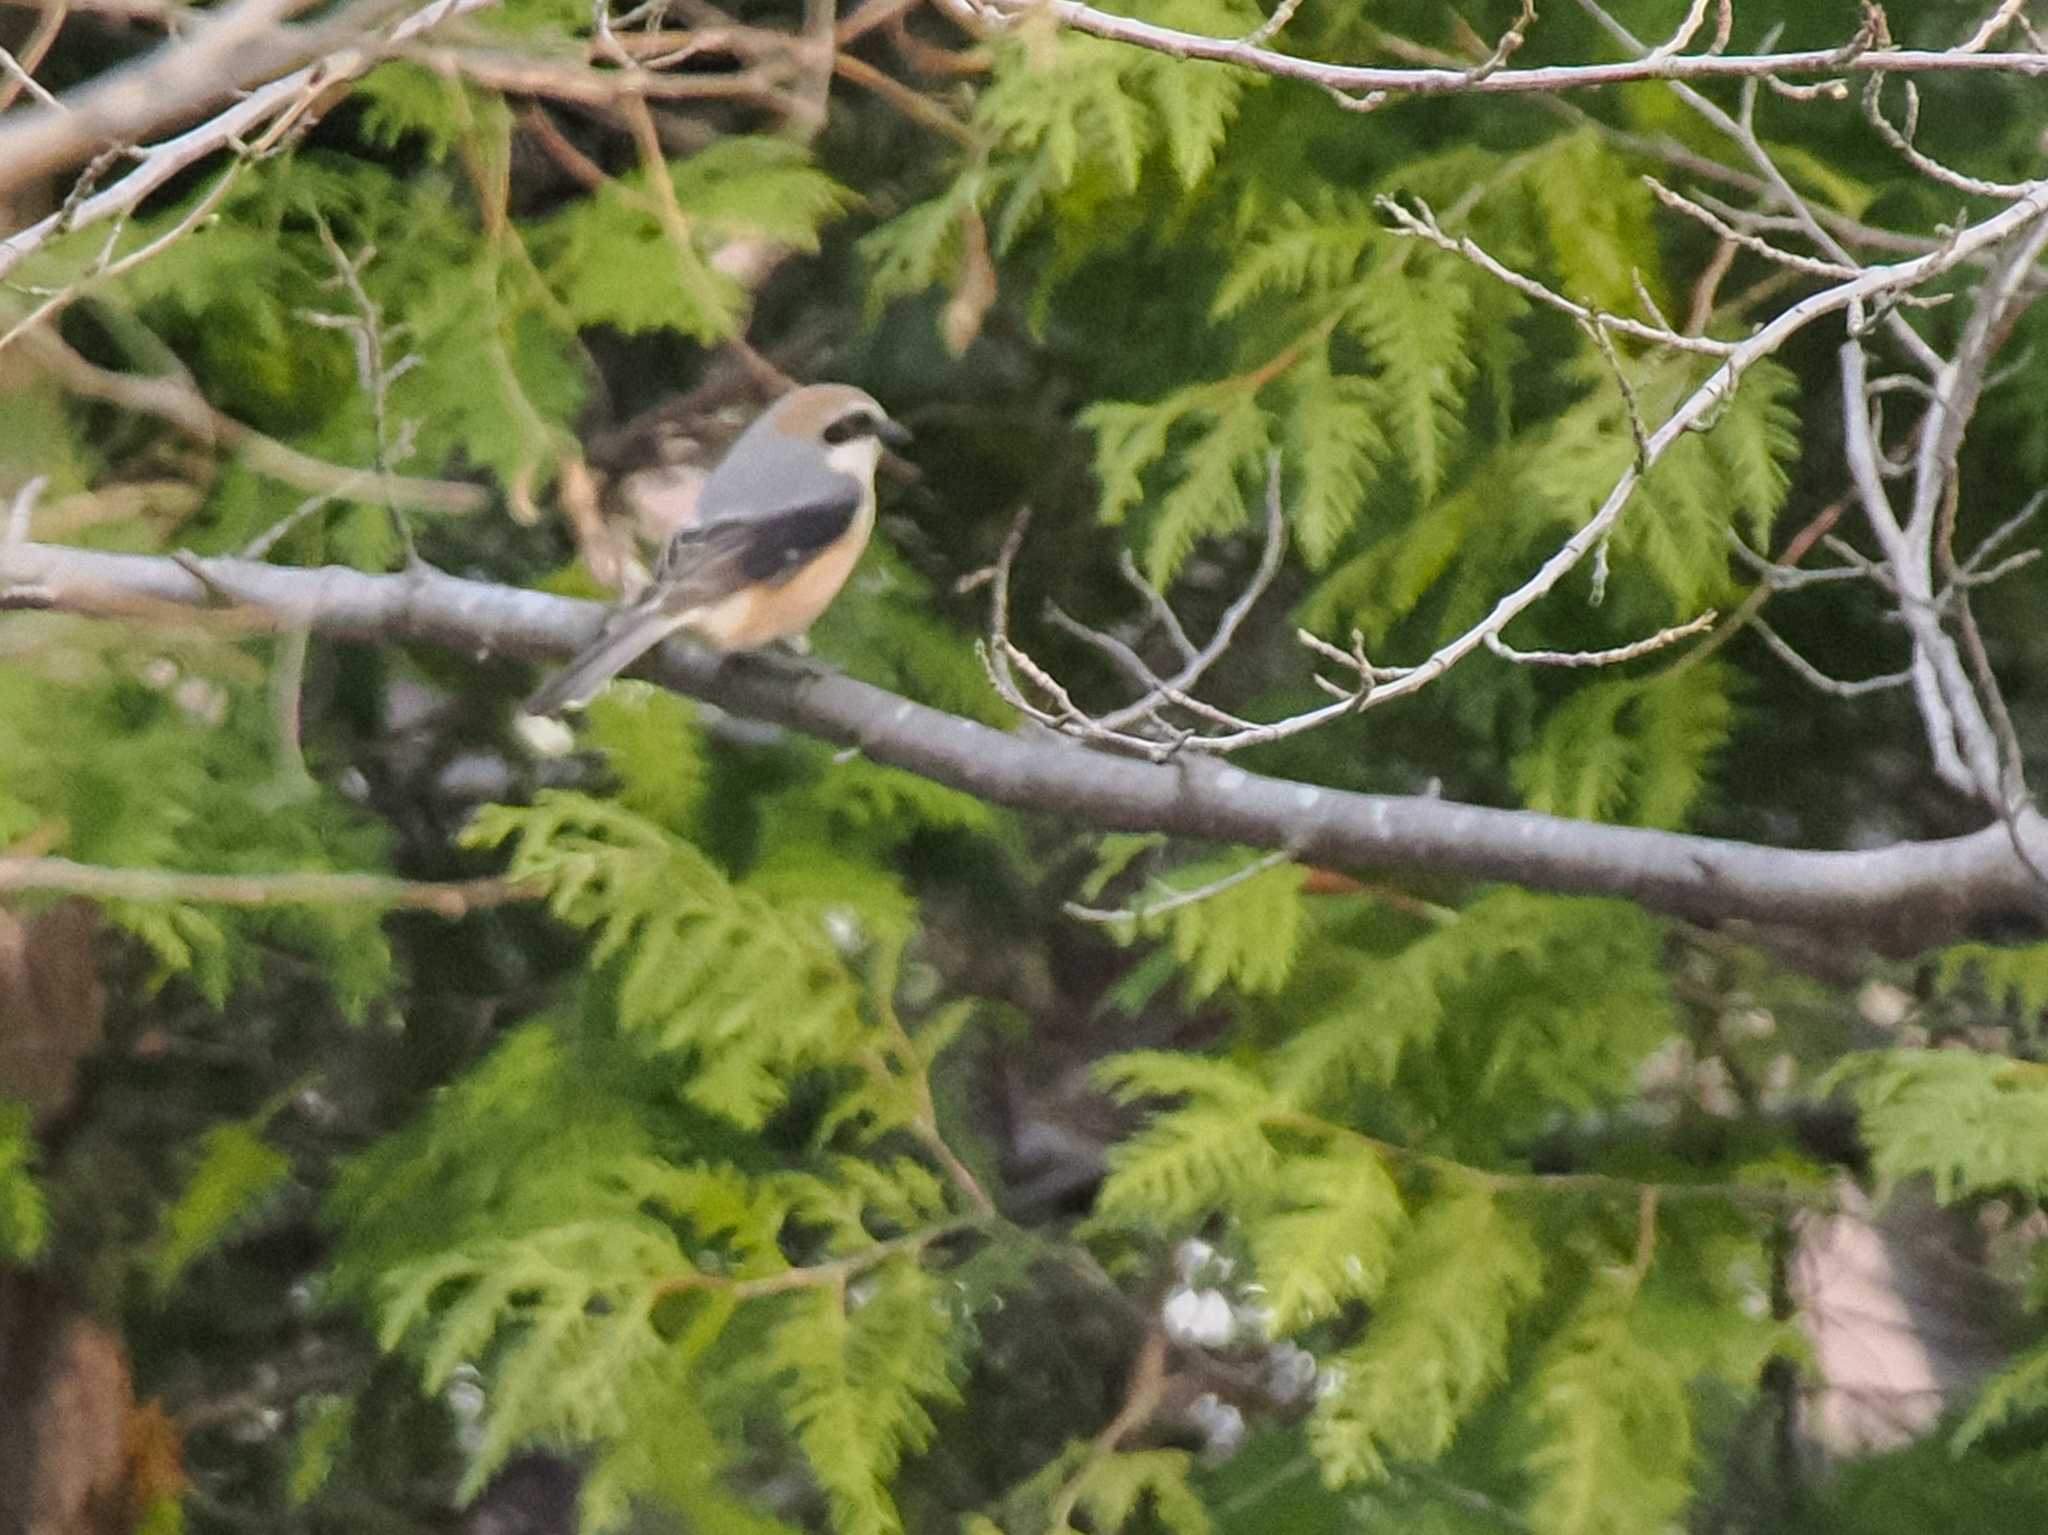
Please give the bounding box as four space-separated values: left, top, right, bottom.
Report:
8 3 2048 1534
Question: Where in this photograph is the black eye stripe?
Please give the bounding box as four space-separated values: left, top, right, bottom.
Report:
823 410 877 445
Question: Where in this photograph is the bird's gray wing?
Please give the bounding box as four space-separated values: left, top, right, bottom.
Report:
649 478 865 607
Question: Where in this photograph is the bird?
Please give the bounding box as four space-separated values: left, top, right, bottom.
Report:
524 382 909 717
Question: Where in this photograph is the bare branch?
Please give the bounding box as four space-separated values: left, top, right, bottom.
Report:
0 854 538 915
1643 178 1863 281
0 156 251 354
1940 477 2033 815
1359 177 2048 720
4 539 2048 948
1839 209 2048 807
1839 339 1985 796
1236 0 1306 50
1095 454 1287 731
1601 119 1943 259
1064 845 1296 925
1486 611 1716 668
0 12 67 115
1646 0 1718 62
400 41 794 107
1575 0 1949 379
1043 1330 1171 1535
1581 315 1650 474
834 0 924 47
1455 0 1539 87
6 477 49 545
1042 603 1264 735
1960 490 2047 577
1664 503 1847 682
0 0 504 285
1959 0 2034 55
1379 196 1738 357
1725 535 1862 591
1116 550 1198 664
1863 77 2034 201
0 0 392 200
984 461 1387 759
832 48 975 143
307 214 422 562
1297 625 1406 685
1749 618 1913 699
13 326 486 517
268 624 316 797
977 0 2048 103
1685 238 1740 334
1906 211 2048 546
1950 547 2041 589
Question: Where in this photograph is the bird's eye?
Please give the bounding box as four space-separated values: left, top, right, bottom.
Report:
823 410 876 445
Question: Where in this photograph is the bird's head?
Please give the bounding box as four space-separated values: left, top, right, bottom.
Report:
769 383 911 480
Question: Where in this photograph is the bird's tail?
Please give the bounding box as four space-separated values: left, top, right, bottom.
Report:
524 605 691 717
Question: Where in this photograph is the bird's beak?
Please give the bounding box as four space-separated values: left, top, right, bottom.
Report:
878 417 913 449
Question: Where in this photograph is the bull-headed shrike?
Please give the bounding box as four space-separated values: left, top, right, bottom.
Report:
525 383 908 717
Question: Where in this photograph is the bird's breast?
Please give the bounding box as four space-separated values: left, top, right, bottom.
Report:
685 501 875 649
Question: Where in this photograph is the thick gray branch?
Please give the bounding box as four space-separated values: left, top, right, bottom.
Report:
4 541 2044 951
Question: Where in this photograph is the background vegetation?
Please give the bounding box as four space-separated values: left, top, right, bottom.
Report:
5 1 2048 1533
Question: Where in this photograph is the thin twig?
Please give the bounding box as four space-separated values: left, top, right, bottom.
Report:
0 856 539 915
1643 178 1862 280
0 0 68 116
1723 537 1863 591
1454 0 1539 89
5 477 48 545
1959 0 2031 54
15 327 484 515
308 213 421 564
1646 0 1713 61
0 0 413 201
1949 548 2040 589
1749 618 1912 699
1863 76 2032 201
403 42 791 106
1064 845 1296 925
833 49 974 142
269 626 317 799
650 1218 981 1301
1667 503 1846 679
1685 238 1741 335
1487 611 1717 668
1095 453 1287 730
976 0 2048 100
1960 490 2047 577
984 455 1385 757
0 153 251 355
1839 341 1982 793
0 0 504 285
1042 606 1264 733
1584 0 1950 377
1116 551 1198 664
1237 0 1304 49
1044 1328 1171 1535
1380 196 1737 356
